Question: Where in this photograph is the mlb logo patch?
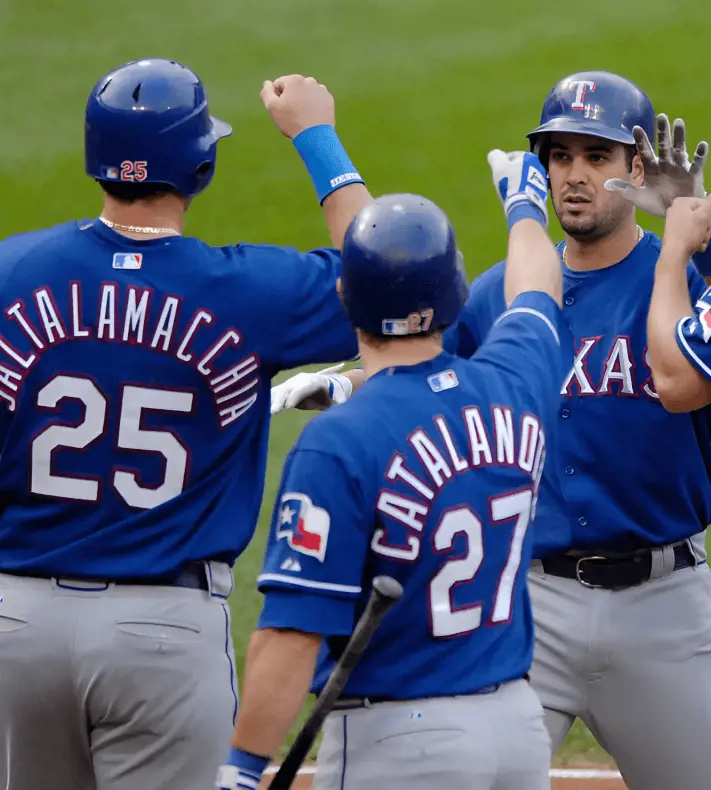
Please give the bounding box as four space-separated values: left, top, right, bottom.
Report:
428 369 459 393
102 166 120 180
112 252 143 270
382 318 410 336
276 492 331 562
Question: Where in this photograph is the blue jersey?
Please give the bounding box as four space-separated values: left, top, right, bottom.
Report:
257 292 563 699
444 231 711 555
0 219 357 578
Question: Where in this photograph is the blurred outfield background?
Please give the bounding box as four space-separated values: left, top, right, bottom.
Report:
2 0 710 765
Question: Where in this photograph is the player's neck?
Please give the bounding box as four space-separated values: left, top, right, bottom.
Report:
359 335 444 378
562 218 642 272
99 194 185 240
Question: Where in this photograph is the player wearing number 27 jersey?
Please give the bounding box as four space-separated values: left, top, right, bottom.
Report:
219 153 563 790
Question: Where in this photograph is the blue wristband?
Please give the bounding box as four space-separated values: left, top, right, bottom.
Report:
293 125 364 204
227 747 270 778
693 246 711 277
506 200 547 232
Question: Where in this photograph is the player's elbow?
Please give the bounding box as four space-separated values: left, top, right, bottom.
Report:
653 371 711 413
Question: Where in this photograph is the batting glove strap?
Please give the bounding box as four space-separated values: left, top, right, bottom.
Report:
216 749 269 790
293 124 365 204
504 195 548 231
327 372 353 404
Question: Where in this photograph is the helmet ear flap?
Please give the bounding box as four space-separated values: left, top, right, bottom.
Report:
530 136 552 191
193 161 214 195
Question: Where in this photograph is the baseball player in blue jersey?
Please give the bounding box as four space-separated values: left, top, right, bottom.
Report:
268 72 711 790
216 151 564 790
0 58 374 790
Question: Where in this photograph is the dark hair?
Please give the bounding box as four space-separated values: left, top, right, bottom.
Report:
359 328 443 347
97 180 180 204
96 161 213 204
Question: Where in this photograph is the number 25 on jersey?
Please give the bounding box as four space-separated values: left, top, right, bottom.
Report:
31 374 192 510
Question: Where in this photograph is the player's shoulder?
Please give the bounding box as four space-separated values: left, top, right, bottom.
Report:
637 230 700 290
0 219 83 262
294 375 401 463
295 394 370 458
214 241 341 270
467 258 506 299
642 229 662 254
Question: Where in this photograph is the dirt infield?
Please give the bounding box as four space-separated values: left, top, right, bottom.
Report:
260 764 628 789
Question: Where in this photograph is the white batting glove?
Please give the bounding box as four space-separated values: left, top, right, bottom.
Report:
270 363 353 415
487 149 548 229
605 113 709 217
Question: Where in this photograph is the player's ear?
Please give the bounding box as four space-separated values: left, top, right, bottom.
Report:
631 151 645 187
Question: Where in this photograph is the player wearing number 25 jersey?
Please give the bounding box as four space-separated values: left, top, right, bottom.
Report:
219 153 563 790
0 60 366 790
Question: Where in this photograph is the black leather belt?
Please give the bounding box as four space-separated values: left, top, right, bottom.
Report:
332 677 529 711
0 562 209 591
541 543 695 590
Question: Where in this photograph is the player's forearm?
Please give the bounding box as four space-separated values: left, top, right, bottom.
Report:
230 627 322 757
648 245 709 411
343 366 366 391
323 183 373 249
504 218 562 308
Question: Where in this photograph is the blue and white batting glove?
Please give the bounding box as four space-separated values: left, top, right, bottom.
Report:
270 363 353 415
487 149 548 230
216 749 269 790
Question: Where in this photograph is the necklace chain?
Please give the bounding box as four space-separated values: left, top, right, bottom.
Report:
562 226 643 263
99 217 181 237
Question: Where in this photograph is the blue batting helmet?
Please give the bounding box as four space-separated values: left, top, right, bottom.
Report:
85 58 232 197
527 71 655 164
340 194 468 337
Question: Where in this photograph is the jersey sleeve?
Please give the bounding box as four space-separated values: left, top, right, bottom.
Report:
443 262 506 358
687 261 708 302
256 430 371 637
470 290 566 414
254 245 357 371
675 287 711 381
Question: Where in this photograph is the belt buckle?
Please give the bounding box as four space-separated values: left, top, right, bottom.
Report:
575 555 607 588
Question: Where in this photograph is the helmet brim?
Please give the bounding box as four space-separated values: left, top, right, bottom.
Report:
526 117 635 146
211 116 233 141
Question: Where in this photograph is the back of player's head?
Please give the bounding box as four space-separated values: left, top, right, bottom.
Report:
527 70 655 167
85 58 232 200
340 194 468 338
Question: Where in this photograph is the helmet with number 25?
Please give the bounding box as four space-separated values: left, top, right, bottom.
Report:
84 58 232 198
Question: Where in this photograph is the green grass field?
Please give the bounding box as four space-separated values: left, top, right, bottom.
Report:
3 0 711 766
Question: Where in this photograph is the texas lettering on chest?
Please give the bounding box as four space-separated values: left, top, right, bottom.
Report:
0 281 260 427
562 335 657 400
372 405 547 561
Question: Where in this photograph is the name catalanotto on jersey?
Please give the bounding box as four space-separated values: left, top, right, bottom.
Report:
372 406 546 561
0 282 259 427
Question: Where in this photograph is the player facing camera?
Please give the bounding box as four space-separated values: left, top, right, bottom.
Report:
338 193 468 371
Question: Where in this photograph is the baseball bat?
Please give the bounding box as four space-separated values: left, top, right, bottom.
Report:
268 575 404 789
